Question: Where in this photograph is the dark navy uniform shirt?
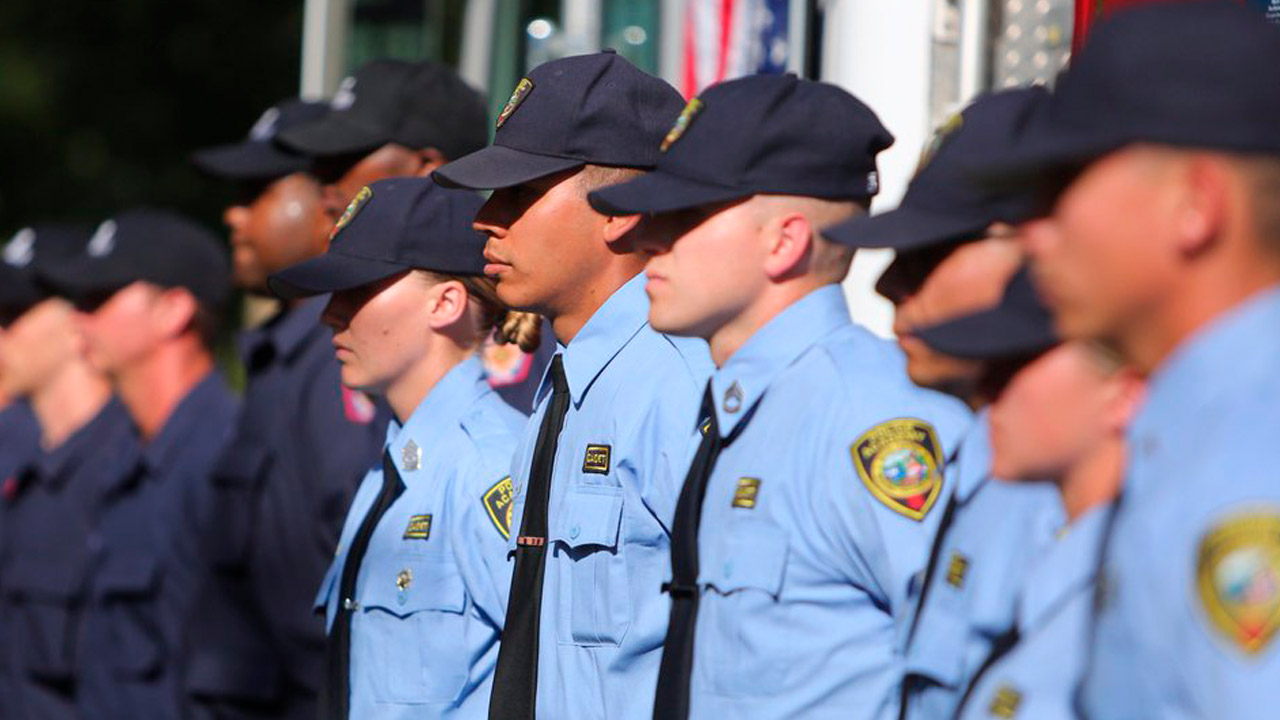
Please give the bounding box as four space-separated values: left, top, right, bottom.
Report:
0 398 137 720
185 298 387 720
0 400 40 716
77 372 238 720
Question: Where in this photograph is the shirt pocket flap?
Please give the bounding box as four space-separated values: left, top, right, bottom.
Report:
94 552 162 598
5 553 86 601
549 485 624 550
359 555 466 617
703 519 789 597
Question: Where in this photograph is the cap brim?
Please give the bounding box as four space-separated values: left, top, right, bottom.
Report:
275 115 389 158
588 171 750 216
34 257 130 304
191 141 310 181
267 251 408 300
824 204 998 252
432 145 585 191
977 121 1127 185
916 301 1059 359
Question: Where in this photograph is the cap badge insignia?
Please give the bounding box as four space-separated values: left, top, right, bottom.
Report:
483 477 515 540
249 107 280 141
4 228 35 268
1197 511 1280 655
401 439 421 472
331 76 357 111
851 418 943 521
914 111 964 177
496 78 534 129
87 219 117 258
330 185 373 242
661 98 704 153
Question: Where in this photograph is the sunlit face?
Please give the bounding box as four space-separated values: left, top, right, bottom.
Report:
76 282 168 377
634 199 767 339
472 170 607 315
314 144 425 224
1021 147 1181 344
321 271 440 396
888 233 1023 393
223 172 329 293
0 298 82 399
987 342 1117 481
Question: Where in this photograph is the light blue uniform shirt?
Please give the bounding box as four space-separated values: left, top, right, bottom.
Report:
316 357 524 719
685 285 972 719
505 273 713 720
956 503 1109 720
900 417 1066 720
1083 285 1280 720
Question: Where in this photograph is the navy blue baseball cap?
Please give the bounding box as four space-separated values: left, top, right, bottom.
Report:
916 267 1059 359
825 87 1047 252
0 223 91 319
984 1 1280 180
37 209 230 310
191 98 329 181
267 177 486 299
277 60 489 161
587 74 893 215
432 51 685 191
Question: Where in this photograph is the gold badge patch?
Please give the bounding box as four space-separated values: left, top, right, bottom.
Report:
483 477 515 540
403 514 432 540
946 552 970 589
915 112 964 178
1196 511 1280 655
732 478 761 509
851 418 943 521
660 98 704 152
496 78 534 129
988 685 1022 718
330 185 373 241
582 444 612 475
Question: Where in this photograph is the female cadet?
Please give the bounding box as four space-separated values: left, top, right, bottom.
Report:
268 177 540 720
917 270 1144 720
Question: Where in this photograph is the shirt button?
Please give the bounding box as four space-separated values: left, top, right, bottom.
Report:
570 524 581 540
343 598 359 611
397 593 407 606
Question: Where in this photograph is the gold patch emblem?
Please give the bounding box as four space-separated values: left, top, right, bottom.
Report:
660 98 704 152
396 568 413 591
732 478 761 509
583 444 612 475
496 78 534 129
1196 511 1280 655
851 418 943 522
330 185 373 241
403 514 432 540
988 685 1022 718
946 552 970 589
914 111 964 178
483 477 515 540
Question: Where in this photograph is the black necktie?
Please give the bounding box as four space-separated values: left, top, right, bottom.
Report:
490 354 571 720
322 448 405 720
653 385 722 720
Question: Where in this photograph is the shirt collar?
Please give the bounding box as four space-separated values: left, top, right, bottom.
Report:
34 398 130 489
143 372 225 475
240 296 329 366
535 273 649 407
384 356 489 484
711 285 851 437
1017 501 1111 629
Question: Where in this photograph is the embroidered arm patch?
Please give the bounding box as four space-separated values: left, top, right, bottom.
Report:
1196 511 1280 655
851 418 943 521
483 477 515 540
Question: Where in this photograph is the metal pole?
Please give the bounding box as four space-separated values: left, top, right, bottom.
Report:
958 0 990 103
300 0 351 99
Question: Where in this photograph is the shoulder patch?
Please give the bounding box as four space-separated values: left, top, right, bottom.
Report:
496 78 534 129
1196 511 1280 655
660 98 704 152
988 685 1022 718
582 444 611 475
403 514 432 540
733 478 761 509
482 337 533 388
341 386 377 424
483 477 515 540
851 418 943 521
331 185 373 241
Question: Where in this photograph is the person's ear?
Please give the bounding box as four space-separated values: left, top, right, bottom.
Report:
425 279 469 331
1175 155 1230 258
602 212 643 250
152 287 200 340
414 147 449 177
762 211 815 280
1105 368 1146 434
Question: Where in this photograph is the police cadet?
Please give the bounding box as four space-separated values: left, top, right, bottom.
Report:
270 178 538 720
0 231 43 486
980 3 1280 716
0 225 137 720
278 58 552 412
185 97 388 720
913 270 1141 720
433 51 712 720
589 73 972 719
823 88 1068 720
37 210 239 720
